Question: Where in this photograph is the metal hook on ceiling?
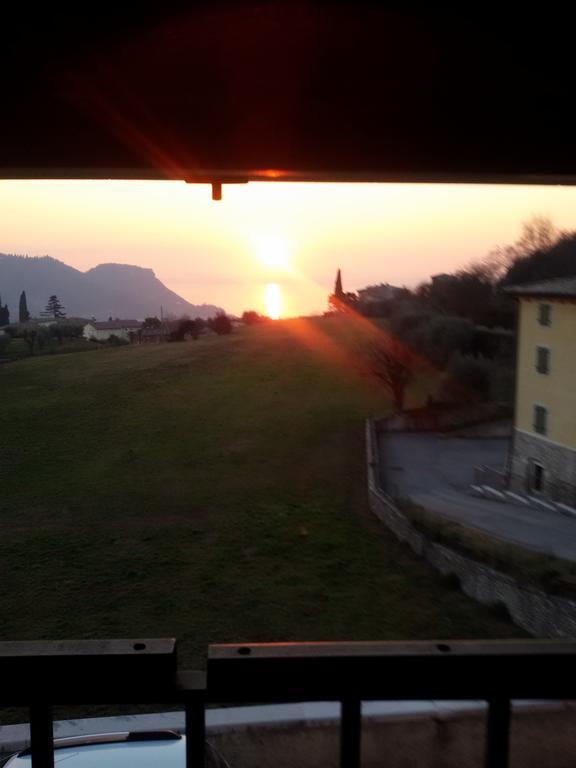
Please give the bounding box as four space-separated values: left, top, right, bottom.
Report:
211 182 222 201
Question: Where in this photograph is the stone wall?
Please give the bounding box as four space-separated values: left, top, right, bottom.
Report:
367 420 576 638
510 428 576 494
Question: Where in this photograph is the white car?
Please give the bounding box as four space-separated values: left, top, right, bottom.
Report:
3 730 230 767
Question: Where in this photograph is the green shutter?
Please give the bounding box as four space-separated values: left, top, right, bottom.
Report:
538 304 551 326
533 405 548 435
536 346 550 374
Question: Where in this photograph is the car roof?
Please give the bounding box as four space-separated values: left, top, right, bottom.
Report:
6 734 185 768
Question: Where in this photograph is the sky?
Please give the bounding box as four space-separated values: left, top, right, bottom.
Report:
2 180 576 318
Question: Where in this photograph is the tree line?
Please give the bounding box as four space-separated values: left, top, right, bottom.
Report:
331 216 569 412
333 215 568 329
141 311 233 341
0 291 66 326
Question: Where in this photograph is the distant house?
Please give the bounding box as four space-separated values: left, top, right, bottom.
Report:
357 283 398 303
83 319 141 342
431 273 452 285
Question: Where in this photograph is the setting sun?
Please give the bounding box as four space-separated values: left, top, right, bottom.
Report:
264 282 282 319
255 235 290 271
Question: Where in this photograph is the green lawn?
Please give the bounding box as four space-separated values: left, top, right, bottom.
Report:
0 316 521 670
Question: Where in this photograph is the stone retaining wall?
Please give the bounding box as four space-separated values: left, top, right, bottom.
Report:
510 429 576 503
367 420 576 638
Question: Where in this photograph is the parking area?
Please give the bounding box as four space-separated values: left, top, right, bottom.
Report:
380 432 576 562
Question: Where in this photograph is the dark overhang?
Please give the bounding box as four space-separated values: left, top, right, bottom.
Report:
2 5 575 184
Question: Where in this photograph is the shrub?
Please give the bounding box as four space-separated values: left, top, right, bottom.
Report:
49 323 83 341
142 316 162 329
437 353 493 403
242 310 268 325
490 364 515 405
208 312 233 335
406 315 475 367
107 334 129 347
169 319 202 342
389 306 429 336
34 328 51 352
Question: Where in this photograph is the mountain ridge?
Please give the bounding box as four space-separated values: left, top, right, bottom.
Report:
0 254 223 320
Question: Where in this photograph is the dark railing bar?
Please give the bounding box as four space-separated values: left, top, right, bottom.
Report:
29 702 54 768
485 697 511 768
0 639 178 704
340 697 362 768
206 641 576 702
185 698 206 768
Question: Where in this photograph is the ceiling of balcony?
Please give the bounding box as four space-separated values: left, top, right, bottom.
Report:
2 4 573 183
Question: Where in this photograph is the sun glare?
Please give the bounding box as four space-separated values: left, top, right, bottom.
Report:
264 283 282 319
256 235 290 271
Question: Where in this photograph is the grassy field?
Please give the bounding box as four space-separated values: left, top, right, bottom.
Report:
1 334 98 360
0 316 522 670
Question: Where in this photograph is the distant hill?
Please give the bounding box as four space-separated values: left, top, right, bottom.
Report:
0 254 223 320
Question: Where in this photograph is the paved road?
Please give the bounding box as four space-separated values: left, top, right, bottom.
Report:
380 433 576 562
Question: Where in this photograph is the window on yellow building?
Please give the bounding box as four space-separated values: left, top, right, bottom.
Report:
536 346 550 374
534 405 548 435
538 303 552 326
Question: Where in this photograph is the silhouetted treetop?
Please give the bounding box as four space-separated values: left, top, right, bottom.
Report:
502 231 576 285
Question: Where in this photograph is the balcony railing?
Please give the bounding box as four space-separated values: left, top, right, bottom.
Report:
3 639 576 768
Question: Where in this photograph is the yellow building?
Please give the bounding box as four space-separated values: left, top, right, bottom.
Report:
506 278 576 501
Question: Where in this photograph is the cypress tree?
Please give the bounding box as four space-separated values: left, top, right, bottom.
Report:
335 269 344 298
19 291 30 323
0 294 9 326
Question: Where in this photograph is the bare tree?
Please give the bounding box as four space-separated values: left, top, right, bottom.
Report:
368 336 415 412
512 214 559 256
463 215 561 284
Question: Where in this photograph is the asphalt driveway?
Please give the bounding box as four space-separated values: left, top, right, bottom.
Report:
380 433 576 562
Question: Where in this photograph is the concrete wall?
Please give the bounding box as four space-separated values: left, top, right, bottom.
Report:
212 704 576 768
367 420 576 639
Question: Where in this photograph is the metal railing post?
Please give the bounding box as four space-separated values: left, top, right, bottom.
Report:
485 697 511 768
185 699 206 768
340 697 361 768
29 703 54 768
